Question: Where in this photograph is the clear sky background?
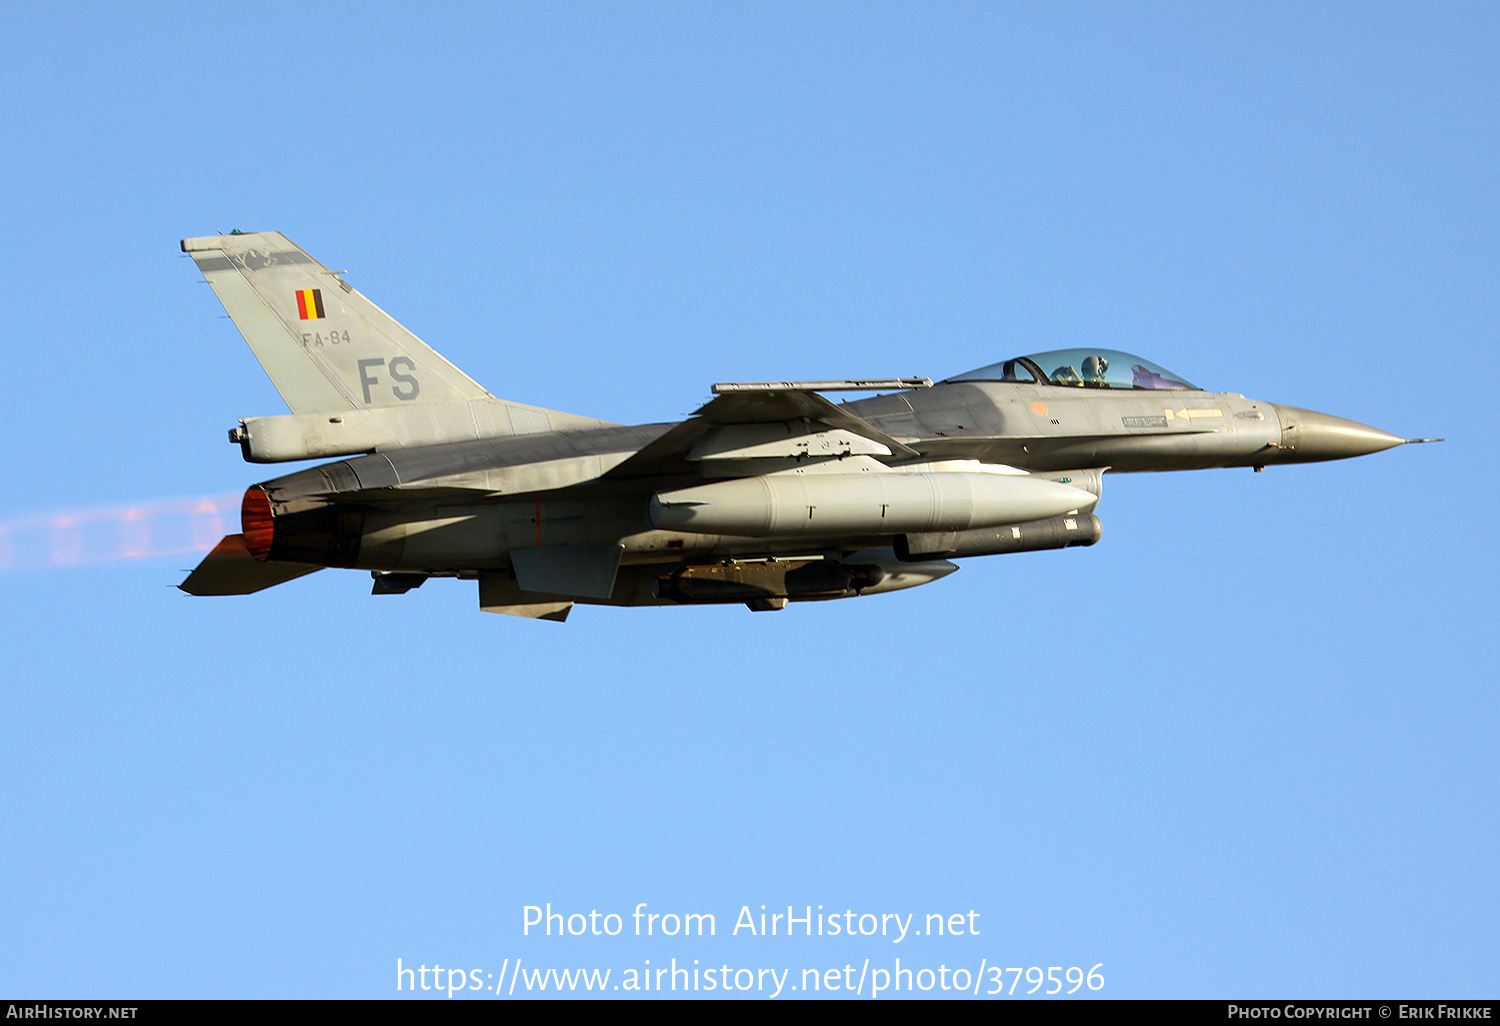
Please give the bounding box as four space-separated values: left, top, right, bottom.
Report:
0 1 1494 999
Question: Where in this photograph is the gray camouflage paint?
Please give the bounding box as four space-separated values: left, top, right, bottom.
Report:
178 233 1426 618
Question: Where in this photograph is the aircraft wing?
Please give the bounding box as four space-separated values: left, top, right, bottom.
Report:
603 389 920 480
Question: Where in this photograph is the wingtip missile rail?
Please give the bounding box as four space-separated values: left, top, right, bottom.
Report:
711 378 933 394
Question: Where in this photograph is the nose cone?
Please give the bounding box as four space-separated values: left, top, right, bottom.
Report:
1270 404 1405 462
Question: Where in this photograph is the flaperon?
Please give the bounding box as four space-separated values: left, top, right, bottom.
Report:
178 232 1437 620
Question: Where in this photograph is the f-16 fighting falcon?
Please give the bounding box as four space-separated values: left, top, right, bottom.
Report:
178 232 1437 621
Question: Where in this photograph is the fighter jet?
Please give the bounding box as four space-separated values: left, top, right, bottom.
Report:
178 232 1437 621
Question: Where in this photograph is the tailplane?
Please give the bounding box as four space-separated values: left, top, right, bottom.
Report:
178 534 322 595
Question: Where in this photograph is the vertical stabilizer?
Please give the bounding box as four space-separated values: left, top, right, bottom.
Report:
183 232 601 434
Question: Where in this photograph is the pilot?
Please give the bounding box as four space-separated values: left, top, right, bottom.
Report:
1081 355 1109 388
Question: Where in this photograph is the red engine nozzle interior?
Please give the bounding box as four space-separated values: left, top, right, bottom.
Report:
241 486 274 562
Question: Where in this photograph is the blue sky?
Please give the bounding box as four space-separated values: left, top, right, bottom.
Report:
0 2 1494 999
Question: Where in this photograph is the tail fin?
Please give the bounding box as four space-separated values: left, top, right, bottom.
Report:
183 232 593 432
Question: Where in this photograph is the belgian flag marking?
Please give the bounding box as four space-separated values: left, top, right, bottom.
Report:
295 288 326 320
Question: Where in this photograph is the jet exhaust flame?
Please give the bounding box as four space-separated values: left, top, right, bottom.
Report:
0 493 240 571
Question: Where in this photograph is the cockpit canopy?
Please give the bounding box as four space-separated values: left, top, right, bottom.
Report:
945 349 1199 391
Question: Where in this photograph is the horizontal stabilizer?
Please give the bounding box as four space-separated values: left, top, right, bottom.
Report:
179 534 322 595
